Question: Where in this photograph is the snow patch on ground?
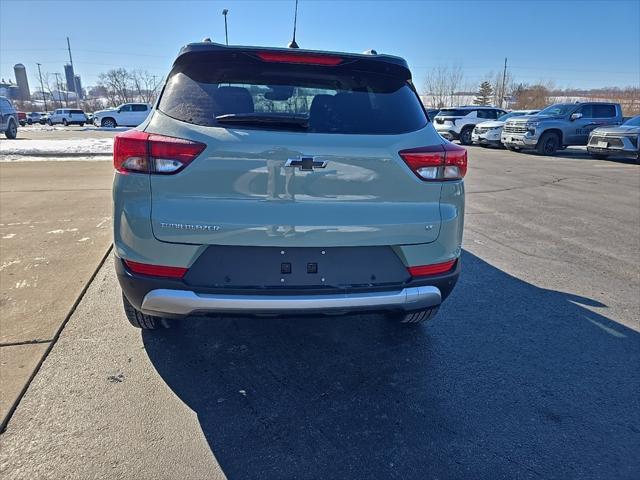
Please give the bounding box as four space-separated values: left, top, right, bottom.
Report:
1 138 113 155
1 138 113 160
19 124 130 132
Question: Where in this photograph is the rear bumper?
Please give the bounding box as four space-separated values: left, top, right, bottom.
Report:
141 286 442 316
436 129 458 140
116 255 460 317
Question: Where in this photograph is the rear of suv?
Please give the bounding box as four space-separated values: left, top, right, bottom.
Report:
113 42 466 329
434 106 507 145
47 108 87 126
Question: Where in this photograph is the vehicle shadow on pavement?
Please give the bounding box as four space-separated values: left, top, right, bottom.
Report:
142 251 640 479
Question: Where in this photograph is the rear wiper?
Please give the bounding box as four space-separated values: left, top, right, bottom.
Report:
215 113 308 129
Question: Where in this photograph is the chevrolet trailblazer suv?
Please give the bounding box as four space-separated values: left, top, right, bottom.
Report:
502 102 623 155
113 42 466 329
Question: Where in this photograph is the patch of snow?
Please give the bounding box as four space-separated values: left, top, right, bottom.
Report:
47 228 78 234
0 138 113 158
78 237 90 242
2 233 16 239
0 260 20 271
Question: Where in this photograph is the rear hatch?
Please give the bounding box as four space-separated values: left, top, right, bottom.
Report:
434 108 469 128
146 45 447 247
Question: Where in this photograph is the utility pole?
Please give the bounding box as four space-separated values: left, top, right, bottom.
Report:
36 63 48 111
222 9 229 45
66 36 81 107
500 57 508 109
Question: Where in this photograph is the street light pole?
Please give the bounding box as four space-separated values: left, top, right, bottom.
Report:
36 63 48 111
222 9 229 45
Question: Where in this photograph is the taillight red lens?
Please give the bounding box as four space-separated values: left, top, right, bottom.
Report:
124 260 188 279
399 143 467 181
256 51 343 66
407 259 457 277
113 130 205 174
113 130 150 173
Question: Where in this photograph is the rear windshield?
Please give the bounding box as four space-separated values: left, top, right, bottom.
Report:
158 53 427 134
436 109 471 117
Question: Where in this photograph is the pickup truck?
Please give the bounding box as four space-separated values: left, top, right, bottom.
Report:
501 102 623 155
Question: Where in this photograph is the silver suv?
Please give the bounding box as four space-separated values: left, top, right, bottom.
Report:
113 42 466 329
434 106 507 145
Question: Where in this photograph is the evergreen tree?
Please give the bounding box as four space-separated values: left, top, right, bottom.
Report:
474 81 494 106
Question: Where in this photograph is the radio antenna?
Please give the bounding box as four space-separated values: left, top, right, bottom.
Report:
288 0 299 48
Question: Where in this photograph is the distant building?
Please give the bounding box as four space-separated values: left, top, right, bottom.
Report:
74 75 83 99
13 64 31 101
64 64 76 93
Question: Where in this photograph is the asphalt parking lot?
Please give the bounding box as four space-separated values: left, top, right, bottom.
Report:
0 145 638 479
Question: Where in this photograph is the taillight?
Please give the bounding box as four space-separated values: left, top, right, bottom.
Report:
255 51 344 66
113 130 205 174
407 259 457 278
124 260 188 279
399 143 467 181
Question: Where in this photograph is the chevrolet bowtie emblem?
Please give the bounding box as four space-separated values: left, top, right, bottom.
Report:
285 157 327 171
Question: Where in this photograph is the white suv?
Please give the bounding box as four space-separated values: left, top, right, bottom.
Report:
47 108 88 126
93 103 151 128
434 106 507 145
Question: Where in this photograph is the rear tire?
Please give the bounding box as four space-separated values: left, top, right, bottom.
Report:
536 131 560 156
62 118 68 126
389 307 439 325
5 120 17 139
459 127 473 145
79 122 85 127
122 293 171 329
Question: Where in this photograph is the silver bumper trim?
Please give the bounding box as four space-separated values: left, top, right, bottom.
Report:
141 286 442 316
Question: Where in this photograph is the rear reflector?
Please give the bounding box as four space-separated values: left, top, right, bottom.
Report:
399 143 467 181
124 260 188 279
113 130 205 174
407 259 456 277
256 51 343 66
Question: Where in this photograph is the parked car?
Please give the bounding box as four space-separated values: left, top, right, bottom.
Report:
113 42 467 329
434 106 507 145
587 115 640 161
26 112 46 125
47 108 88 126
502 102 623 155
0 96 18 138
93 103 151 128
17 111 27 127
472 110 539 147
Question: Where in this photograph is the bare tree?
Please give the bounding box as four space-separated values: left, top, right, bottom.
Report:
131 70 162 104
513 83 553 109
98 68 133 105
423 64 465 108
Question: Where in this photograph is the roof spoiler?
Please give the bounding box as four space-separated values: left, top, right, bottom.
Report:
173 42 412 80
